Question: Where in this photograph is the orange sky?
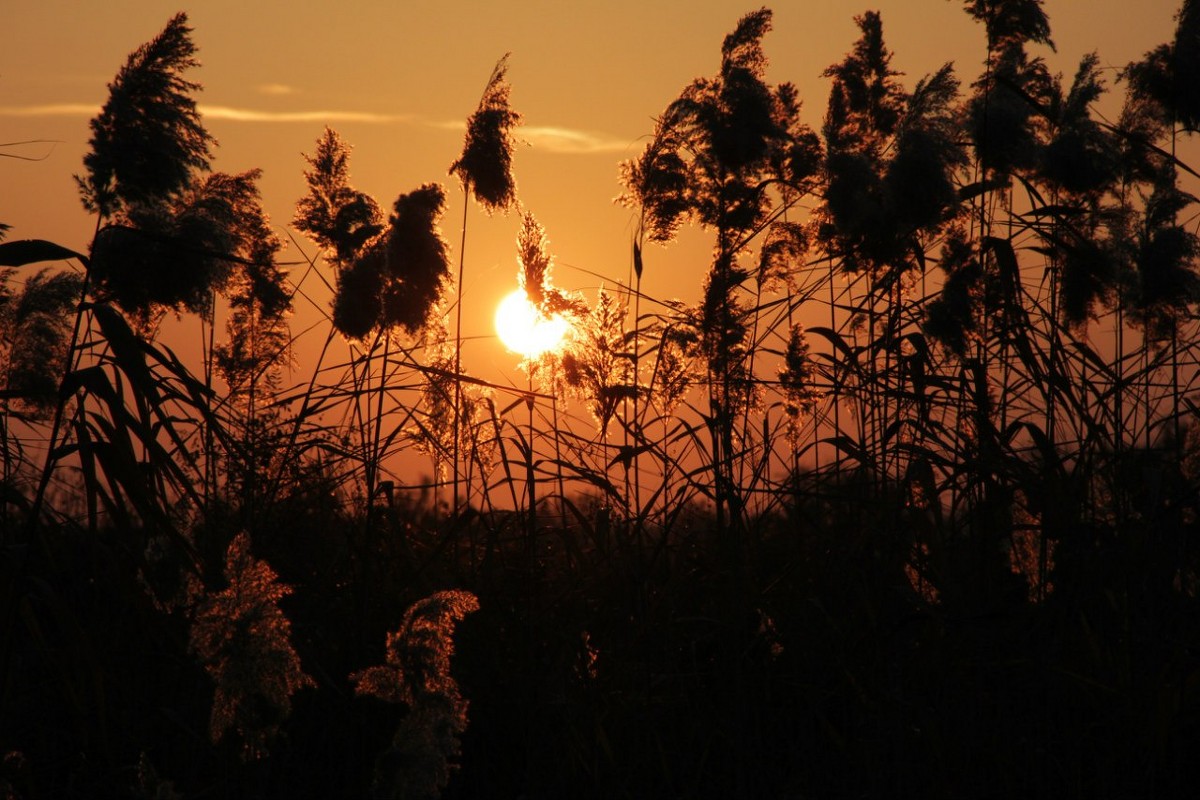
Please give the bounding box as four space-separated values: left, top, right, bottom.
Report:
0 0 1187 482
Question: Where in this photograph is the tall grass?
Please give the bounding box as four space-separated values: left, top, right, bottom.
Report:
4 3 1200 798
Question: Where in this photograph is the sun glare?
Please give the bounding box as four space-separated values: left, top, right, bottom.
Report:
494 289 569 358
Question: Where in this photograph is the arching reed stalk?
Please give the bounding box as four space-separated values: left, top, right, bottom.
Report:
450 55 520 519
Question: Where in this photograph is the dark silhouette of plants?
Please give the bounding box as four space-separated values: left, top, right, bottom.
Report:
352 589 479 800
294 130 455 528
11 12 226 539
88 169 284 326
72 22 295 520
74 12 263 329
330 185 452 340
1127 166 1200 338
410 339 498 515
924 225 1017 359
561 289 631 442
74 24 294 513
340 184 453 516
0 265 84 533
777 323 820 446
294 127 384 265
1124 0 1200 132
817 11 965 500
9 5 1200 800
189 531 314 760
1039 54 1120 198
75 12 211 219
964 0 1053 52
297 130 454 340
133 752 183 800
213 248 293 523
550 292 632 527
62 15 299 547
448 56 522 515
450 55 520 213
1107 2 1200 463
0 268 84 419
964 0 1055 179
213 214 290 411
621 7 822 530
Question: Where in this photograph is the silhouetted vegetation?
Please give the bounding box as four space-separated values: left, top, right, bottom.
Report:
4 4 1200 798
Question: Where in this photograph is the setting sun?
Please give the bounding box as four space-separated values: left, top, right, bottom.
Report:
494 289 570 357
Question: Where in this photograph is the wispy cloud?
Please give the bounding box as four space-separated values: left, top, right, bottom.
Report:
522 125 632 155
200 105 413 124
0 103 411 124
0 103 98 117
0 103 629 154
257 83 297 96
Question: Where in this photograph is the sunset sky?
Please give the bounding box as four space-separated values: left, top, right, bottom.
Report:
1 0 1187 395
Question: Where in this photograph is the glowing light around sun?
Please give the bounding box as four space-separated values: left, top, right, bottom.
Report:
494 289 569 357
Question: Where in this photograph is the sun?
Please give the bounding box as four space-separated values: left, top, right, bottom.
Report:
494 289 570 358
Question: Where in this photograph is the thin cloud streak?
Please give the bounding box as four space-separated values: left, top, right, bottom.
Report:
257 83 298 96
201 105 413 123
0 103 630 154
522 125 632 154
0 102 414 124
0 103 99 117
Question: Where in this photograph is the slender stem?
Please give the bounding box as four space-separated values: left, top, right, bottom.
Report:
526 377 536 568
552 370 565 530
26 215 101 535
0 401 8 540
366 330 390 534
452 182 470 521
201 290 215 510
830 259 841 477
631 271 642 532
